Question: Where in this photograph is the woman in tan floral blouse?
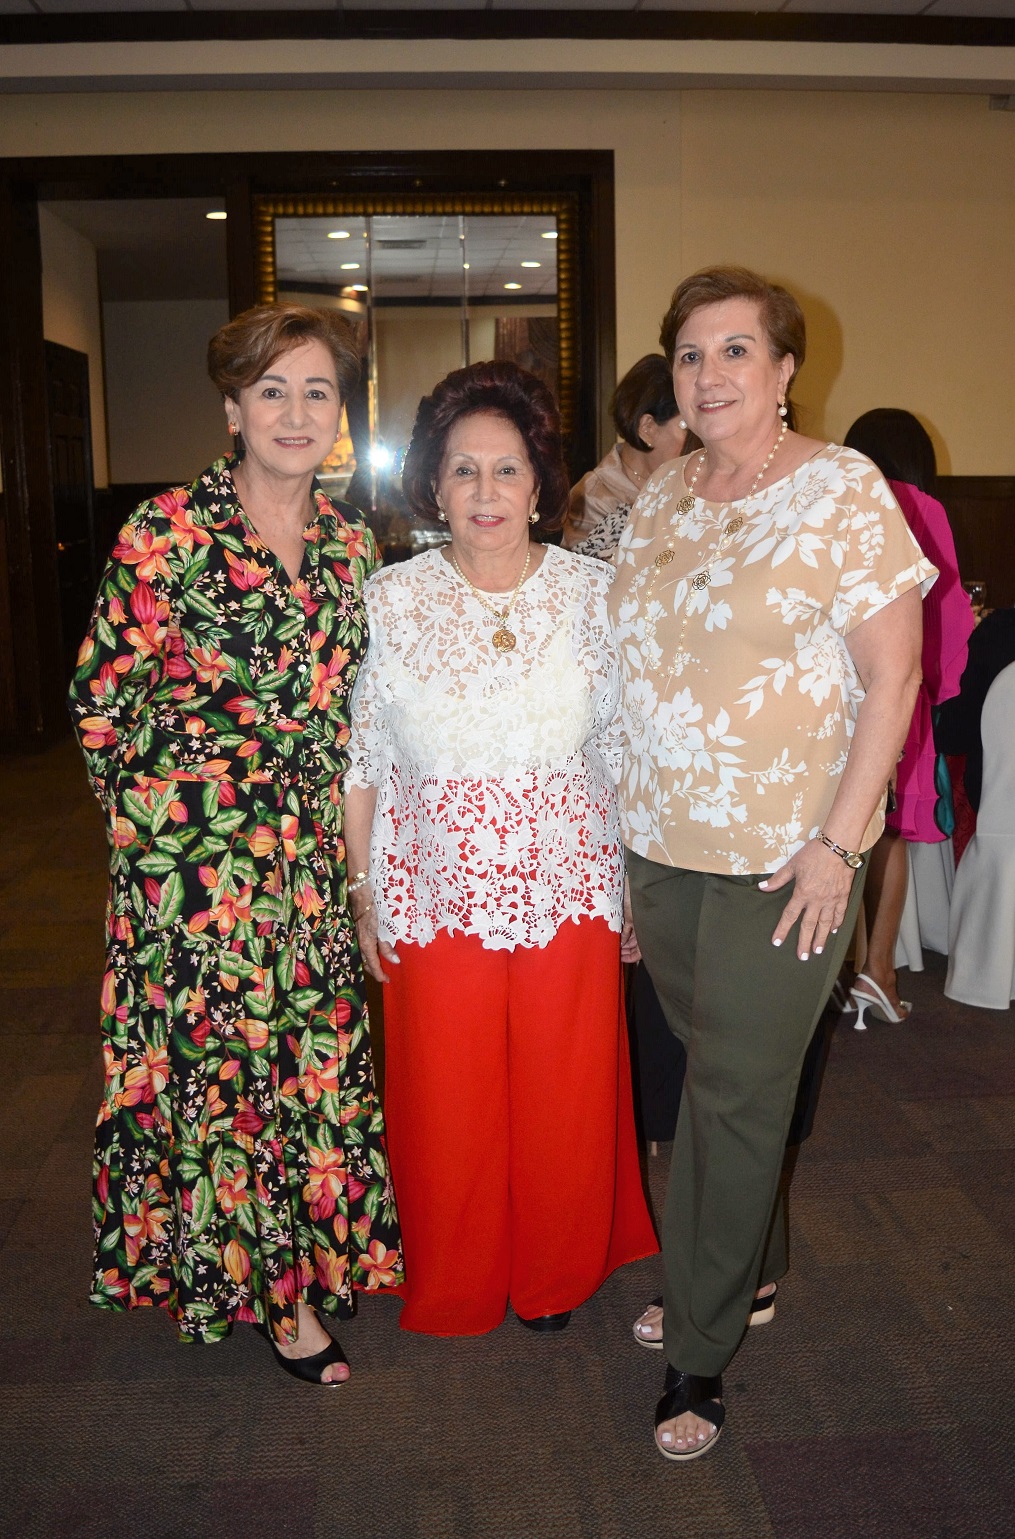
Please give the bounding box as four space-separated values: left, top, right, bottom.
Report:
610 267 936 1461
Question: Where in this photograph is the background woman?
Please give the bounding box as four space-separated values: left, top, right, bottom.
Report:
68 303 402 1385
562 353 700 562
610 267 936 1459
563 354 700 1148
345 360 657 1337
842 408 974 1027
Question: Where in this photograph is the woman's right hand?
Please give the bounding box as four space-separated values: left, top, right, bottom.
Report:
351 893 399 984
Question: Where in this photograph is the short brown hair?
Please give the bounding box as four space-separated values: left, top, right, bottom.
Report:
208 303 361 404
401 360 569 533
659 266 806 391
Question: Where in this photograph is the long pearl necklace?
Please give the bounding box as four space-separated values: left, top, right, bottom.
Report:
450 545 532 653
641 419 788 679
651 418 788 587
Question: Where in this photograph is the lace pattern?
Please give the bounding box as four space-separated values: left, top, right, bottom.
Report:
348 546 625 949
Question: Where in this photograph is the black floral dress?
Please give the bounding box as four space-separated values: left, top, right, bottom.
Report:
68 456 402 1343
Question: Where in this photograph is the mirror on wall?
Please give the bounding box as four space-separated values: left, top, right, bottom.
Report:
256 198 572 557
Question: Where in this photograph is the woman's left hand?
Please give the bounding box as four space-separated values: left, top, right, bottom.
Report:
621 878 641 964
759 840 856 961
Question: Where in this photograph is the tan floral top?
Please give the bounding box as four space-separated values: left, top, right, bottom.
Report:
608 445 938 875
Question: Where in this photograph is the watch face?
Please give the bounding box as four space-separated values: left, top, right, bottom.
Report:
846 852 864 869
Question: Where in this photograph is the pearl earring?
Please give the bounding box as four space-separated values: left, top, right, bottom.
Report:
529 509 539 524
678 419 687 431
437 508 447 522
778 400 788 418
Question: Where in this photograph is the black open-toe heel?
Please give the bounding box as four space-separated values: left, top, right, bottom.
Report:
633 1295 664 1350
254 1320 349 1386
654 1363 725 1462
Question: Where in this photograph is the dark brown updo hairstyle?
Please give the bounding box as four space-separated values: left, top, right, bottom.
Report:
659 266 806 430
208 302 361 405
844 409 937 497
401 359 570 533
611 354 702 455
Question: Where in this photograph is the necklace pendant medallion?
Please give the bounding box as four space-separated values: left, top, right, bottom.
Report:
675 494 695 515
691 571 711 592
653 549 675 569
492 627 517 653
724 516 744 537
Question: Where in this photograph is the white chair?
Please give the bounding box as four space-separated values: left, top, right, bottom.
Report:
945 661 1015 1010
895 839 956 972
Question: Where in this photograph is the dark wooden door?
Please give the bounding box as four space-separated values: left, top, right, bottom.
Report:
45 340 97 679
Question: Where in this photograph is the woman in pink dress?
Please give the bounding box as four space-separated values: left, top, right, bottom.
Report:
842 409 975 1024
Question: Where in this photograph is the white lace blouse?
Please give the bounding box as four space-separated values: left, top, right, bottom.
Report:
346 545 625 950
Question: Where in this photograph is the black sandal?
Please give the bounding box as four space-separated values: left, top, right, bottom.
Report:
654 1364 725 1462
254 1320 349 1386
633 1295 664 1350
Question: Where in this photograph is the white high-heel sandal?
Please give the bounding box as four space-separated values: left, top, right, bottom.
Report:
847 972 912 1031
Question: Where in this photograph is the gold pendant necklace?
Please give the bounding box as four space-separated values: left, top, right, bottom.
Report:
450 546 532 653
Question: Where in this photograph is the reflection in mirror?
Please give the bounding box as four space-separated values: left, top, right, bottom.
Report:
274 214 558 558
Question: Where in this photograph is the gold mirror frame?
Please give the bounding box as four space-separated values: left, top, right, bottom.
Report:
253 193 577 440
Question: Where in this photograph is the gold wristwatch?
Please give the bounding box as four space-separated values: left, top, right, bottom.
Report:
814 830 864 869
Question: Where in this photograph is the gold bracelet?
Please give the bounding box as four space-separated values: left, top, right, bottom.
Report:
814 830 864 870
353 902 374 922
348 870 370 893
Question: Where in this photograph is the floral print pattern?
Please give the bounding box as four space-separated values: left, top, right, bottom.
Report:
609 447 938 875
69 455 402 1342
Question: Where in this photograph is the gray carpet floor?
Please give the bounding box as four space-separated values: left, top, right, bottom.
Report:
1 739 1012 1539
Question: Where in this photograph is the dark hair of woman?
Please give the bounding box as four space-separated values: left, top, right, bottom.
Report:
659 266 806 427
401 359 570 532
843 408 938 496
612 354 700 454
208 302 361 406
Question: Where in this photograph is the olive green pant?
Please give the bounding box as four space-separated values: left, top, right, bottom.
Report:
626 847 867 1377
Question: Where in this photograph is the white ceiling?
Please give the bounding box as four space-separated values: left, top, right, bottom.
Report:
3 2 1014 18
43 197 229 301
277 213 558 301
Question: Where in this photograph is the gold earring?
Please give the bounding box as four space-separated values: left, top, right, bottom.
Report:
529 508 539 525
228 422 239 436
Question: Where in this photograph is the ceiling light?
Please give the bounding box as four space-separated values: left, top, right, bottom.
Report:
541 230 557 240
340 263 360 271
352 284 368 292
521 261 541 269
205 210 227 221
328 230 351 240
462 262 470 270
504 282 522 291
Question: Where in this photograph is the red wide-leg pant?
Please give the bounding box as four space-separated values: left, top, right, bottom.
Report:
382 917 659 1335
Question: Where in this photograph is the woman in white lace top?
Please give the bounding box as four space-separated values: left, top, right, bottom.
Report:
345 361 658 1337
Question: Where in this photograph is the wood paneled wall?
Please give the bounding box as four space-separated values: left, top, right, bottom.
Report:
938 476 1015 611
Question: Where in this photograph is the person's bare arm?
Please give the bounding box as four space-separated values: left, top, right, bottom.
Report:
761 585 923 960
343 782 399 983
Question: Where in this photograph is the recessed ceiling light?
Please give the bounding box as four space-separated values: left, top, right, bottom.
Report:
504 282 522 291
541 230 557 240
521 261 541 269
328 230 351 240
340 263 360 271
462 262 471 270
352 284 368 292
205 210 227 221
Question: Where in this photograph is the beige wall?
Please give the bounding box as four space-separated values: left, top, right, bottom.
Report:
8 87 1015 473
103 299 229 484
38 205 109 488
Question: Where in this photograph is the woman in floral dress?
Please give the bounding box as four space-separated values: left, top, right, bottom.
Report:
69 303 402 1384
